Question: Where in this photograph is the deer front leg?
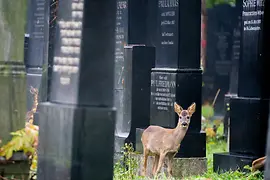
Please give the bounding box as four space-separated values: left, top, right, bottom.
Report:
142 148 149 176
154 153 166 176
167 153 174 177
152 154 159 176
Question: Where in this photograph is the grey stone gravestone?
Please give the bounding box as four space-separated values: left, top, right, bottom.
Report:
37 0 117 179
25 0 50 112
0 0 27 144
214 0 270 172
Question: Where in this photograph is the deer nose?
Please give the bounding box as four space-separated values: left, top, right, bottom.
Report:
182 122 188 126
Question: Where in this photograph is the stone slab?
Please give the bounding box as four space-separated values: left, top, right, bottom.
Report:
132 153 207 178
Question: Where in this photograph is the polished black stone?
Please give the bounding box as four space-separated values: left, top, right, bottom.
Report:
229 97 268 157
154 0 201 69
150 68 202 132
114 45 155 152
238 0 270 98
114 0 149 148
213 152 259 173
123 46 155 146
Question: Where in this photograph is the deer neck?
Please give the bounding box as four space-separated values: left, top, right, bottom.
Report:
172 121 189 144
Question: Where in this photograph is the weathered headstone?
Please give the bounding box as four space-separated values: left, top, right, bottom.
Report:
25 0 50 111
214 0 270 172
203 4 235 115
0 0 27 144
37 0 117 179
136 0 206 158
114 0 149 152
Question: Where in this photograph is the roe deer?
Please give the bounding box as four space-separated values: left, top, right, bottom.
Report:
141 102 196 177
252 156 266 172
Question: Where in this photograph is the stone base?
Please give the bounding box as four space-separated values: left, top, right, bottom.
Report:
213 152 259 173
132 153 207 178
38 102 116 180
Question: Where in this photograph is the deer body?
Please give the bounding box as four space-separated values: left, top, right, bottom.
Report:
141 102 196 177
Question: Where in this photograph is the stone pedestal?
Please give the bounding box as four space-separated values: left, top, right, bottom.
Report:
132 154 207 178
214 0 270 173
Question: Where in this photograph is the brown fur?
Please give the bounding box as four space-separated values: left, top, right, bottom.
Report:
252 156 266 172
141 102 196 177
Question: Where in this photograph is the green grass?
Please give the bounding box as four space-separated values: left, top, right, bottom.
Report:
114 138 264 180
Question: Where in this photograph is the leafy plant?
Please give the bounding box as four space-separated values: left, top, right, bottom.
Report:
0 86 39 180
114 143 139 180
202 104 214 120
206 0 236 8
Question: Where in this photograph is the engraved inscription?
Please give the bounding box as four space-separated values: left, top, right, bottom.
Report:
115 0 128 88
159 0 178 46
157 0 179 66
33 0 46 39
52 0 84 85
151 74 176 111
115 0 127 63
242 0 264 31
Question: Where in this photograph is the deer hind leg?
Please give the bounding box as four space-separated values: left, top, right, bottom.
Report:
167 153 174 177
152 154 159 176
142 148 149 176
154 153 166 176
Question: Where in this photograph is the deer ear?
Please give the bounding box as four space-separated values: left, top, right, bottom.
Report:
174 102 183 115
188 102 196 116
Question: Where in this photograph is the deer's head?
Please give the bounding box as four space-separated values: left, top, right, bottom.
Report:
174 102 196 128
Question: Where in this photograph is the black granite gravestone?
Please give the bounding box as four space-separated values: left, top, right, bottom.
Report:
135 0 206 158
25 0 50 111
223 0 242 141
203 4 235 115
214 0 270 172
114 0 149 153
37 0 116 179
0 0 27 144
117 45 155 151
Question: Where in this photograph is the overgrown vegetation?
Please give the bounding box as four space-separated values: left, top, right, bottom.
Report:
0 87 39 180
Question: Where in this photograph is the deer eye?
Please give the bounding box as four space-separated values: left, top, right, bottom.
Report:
187 116 190 119
179 116 182 119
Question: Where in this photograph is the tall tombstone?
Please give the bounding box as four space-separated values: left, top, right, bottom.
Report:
0 0 27 144
25 0 50 111
223 0 242 141
114 0 149 152
203 4 235 115
214 0 270 172
138 0 205 158
37 0 117 179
